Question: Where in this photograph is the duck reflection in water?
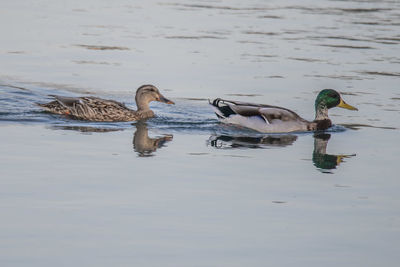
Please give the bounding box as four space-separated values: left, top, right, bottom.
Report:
313 133 355 173
50 125 124 133
209 133 355 172
209 134 297 149
133 122 173 157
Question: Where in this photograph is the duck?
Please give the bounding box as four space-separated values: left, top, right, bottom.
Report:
38 84 174 122
210 89 358 133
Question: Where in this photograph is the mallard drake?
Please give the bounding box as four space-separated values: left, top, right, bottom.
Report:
210 89 358 133
38 85 174 122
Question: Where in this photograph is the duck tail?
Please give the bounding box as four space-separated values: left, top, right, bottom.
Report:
209 98 236 119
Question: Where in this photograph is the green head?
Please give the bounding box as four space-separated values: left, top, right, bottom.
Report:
315 89 358 111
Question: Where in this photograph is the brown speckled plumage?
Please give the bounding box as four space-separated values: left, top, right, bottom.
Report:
38 85 174 122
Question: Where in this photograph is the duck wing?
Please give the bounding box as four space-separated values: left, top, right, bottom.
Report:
79 96 128 109
50 95 127 109
211 98 305 124
49 95 84 107
43 95 134 121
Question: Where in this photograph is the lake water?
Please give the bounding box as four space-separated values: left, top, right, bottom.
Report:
1 0 399 266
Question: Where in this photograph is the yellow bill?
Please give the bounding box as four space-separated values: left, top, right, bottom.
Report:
338 98 358 111
336 154 356 166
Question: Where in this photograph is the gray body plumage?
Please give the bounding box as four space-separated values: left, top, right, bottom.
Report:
210 98 315 133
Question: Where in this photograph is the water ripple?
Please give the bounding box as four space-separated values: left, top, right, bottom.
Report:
359 71 400 77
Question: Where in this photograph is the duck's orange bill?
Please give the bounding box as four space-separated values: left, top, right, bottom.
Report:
338 99 358 111
159 95 175 105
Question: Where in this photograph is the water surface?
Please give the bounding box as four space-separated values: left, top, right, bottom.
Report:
1 0 399 266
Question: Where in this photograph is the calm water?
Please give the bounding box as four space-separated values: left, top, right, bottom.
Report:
1 0 400 266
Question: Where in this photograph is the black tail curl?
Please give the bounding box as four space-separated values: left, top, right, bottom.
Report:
210 98 236 118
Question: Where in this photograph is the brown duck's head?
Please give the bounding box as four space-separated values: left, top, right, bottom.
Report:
135 85 174 110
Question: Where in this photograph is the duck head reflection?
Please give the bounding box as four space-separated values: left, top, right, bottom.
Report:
133 122 173 157
313 133 356 173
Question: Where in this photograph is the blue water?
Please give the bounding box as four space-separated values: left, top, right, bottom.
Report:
1 0 399 266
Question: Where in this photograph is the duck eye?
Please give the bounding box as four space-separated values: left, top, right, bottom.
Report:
328 93 338 98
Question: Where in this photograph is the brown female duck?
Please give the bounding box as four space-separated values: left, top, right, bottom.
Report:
38 84 174 122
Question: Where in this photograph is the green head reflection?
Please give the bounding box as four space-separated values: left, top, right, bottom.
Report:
313 133 356 173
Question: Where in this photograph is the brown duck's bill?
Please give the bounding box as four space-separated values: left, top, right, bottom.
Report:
338 98 358 111
159 95 175 104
